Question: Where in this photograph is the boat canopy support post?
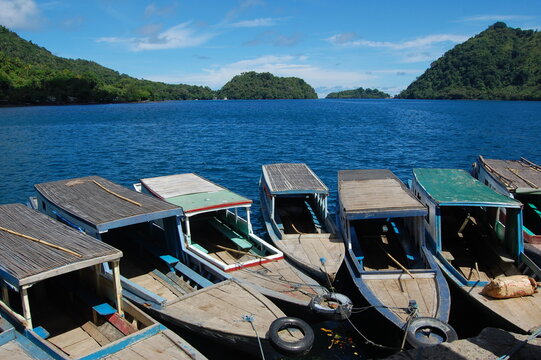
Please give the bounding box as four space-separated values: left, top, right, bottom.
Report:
21 285 32 329
1 281 9 306
246 208 253 234
163 216 182 259
185 217 192 241
111 260 124 317
271 196 275 220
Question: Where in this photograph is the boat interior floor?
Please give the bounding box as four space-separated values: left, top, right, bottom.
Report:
441 209 521 282
27 276 127 359
191 218 262 265
276 197 320 235
353 219 411 271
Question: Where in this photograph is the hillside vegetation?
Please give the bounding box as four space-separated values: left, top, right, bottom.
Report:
326 87 389 99
0 26 216 105
398 22 541 100
219 72 317 100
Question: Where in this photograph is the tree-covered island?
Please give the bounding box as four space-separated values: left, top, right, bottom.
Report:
326 87 390 99
398 22 541 100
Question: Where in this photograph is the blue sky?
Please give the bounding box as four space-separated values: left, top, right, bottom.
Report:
1 0 540 97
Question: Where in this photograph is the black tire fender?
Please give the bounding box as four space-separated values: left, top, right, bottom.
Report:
309 293 353 320
405 317 458 348
268 317 314 357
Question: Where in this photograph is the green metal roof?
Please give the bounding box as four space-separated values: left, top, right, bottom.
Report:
166 189 251 213
413 168 521 207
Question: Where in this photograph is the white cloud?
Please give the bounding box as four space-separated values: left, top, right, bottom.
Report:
326 33 469 50
0 0 40 29
96 22 214 51
230 17 278 28
458 15 534 22
145 55 377 90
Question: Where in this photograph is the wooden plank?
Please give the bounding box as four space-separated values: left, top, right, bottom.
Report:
0 341 39 360
81 321 111 346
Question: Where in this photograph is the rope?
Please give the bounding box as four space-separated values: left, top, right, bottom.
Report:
242 315 266 360
400 305 419 350
345 315 401 351
0 225 82 258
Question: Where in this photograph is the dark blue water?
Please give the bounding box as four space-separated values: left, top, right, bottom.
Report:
1 99 540 358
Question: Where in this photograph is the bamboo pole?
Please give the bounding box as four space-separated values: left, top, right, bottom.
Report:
508 168 538 188
0 226 82 258
215 244 268 259
91 180 143 206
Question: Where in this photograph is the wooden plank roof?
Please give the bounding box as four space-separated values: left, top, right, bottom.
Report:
262 163 328 195
478 156 541 192
0 204 121 287
35 176 181 231
338 169 426 218
141 173 252 213
413 169 521 207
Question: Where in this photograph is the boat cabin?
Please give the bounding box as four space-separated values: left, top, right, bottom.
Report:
261 163 330 237
411 169 528 286
139 173 283 272
0 204 144 359
473 156 541 243
34 176 189 309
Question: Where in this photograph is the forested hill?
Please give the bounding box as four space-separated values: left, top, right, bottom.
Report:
398 22 541 100
0 26 215 105
326 87 389 99
219 72 317 99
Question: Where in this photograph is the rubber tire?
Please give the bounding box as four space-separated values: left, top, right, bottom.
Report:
309 293 353 320
269 317 314 357
405 317 458 348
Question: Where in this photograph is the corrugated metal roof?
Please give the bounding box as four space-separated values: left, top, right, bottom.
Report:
413 168 521 206
0 204 121 286
262 163 328 194
338 169 426 216
141 173 251 213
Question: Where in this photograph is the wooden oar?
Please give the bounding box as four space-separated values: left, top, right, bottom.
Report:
375 235 415 279
0 226 82 258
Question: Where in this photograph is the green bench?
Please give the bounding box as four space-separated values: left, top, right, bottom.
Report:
209 218 252 250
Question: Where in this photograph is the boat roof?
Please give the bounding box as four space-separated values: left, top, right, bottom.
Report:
0 204 121 287
478 156 541 194
261 163 328 195
413 168 522 207
338 169 427 219
35 176 182 232
140 173 252 214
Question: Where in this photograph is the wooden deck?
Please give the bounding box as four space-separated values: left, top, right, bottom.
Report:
233 260 320 304
103 330 202 360
364 275 439 323
468 287 541 333
164 280 289 338
280 233 344 278
0 341 37 360
262 163 328 194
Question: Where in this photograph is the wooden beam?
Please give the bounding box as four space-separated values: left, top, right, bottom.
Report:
1 282 9 306
21 286 32 329
111 261 123 317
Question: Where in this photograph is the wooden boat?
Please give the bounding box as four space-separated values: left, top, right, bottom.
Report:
0 203 205 360
259 163 345 284
472 156 541 264
34 176 313 358
410 168 541 334
337 169 455 347
138 173 352 320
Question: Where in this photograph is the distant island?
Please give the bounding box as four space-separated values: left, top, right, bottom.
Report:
326 87 390 99
398 22 541 100
0 26 316 105
219 72 317 100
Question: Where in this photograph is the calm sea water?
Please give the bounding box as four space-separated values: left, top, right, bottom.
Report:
1 99 540 358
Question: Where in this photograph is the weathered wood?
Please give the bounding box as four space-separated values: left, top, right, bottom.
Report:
0 204 121 287
262 163 328 194
81 321 111 346
111 260 123 316
479 157 541 191
35 176 181 229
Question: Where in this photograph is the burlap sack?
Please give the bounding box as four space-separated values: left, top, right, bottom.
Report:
481 275 537 299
